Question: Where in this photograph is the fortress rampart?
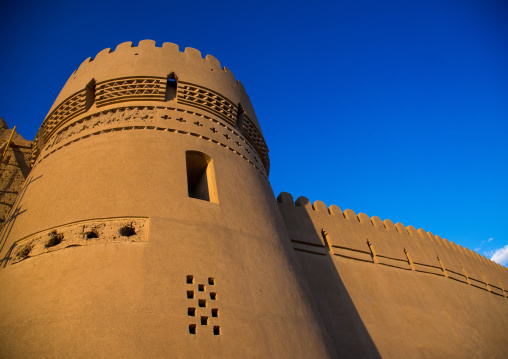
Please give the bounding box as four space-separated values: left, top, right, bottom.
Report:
278 192 508 358
277 192 508 296
0 40 507 358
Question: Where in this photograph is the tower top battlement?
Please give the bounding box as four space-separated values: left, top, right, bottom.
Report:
34 40 269 172
50 40 259 129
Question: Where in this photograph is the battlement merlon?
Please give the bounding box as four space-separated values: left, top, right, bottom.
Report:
46 40 261 132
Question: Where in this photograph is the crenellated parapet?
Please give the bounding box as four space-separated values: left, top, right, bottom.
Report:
277 192 508 299
32 40 269 173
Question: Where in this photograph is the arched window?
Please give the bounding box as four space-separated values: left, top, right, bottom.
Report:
85 79 96 111
186 151 218 203
165 73 178 102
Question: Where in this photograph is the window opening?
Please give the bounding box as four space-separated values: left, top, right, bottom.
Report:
236 103 245 131
85 79 96 111
165 73 177 101
186 151 218 203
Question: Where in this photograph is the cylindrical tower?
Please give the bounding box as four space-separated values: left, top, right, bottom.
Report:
0 41 334 357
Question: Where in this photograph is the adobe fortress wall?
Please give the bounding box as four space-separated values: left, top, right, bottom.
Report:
278 192 508 358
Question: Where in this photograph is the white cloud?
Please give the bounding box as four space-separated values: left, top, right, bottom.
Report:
490 245 508 266
488 238 494 242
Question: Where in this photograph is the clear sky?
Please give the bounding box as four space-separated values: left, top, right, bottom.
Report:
1 0 507 265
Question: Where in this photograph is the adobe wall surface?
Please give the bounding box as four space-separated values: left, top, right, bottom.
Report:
278 192 508 358
0 124 32 226
0 42 334 358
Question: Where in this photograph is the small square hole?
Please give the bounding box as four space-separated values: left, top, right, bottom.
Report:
198 299 207 307
208 277 215 285
201 316 208 325
210 292 217 300
186 275 194 284
188 308 196 316
187 290 194 299
212 308 219 317
213 326 221 335
198 284 206 292
189 324 196 334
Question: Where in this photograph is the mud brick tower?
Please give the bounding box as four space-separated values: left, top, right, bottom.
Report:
0 40 507 358
0 40 332 357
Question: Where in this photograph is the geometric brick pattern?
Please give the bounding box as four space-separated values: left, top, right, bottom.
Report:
186 275 220 336
31 77 270 174
178 81 237 127
96 76 166 107
241 115 269 173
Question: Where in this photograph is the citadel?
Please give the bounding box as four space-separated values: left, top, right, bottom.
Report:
0 40 507 358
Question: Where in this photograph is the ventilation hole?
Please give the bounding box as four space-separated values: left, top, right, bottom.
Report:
198 299 207 307
201 316 208 325
186 275 194 284
187 290 194 299
188 308 196 316
189 324 196 334
198 284 205 292
119 225 136 237
213 326 221 335
210 292 217 300
208 277 215 285
85 229 99 239
18 245 32 259
211 308 219 317
46 231 63 248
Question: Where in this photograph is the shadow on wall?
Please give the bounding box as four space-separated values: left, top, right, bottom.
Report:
12 147 31 178
277 193 381 358
0 174 42 261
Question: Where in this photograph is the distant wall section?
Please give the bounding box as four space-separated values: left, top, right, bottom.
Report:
0 125 32 226
278 192 508 358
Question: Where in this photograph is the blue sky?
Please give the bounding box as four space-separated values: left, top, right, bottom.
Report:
1 0 507 264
